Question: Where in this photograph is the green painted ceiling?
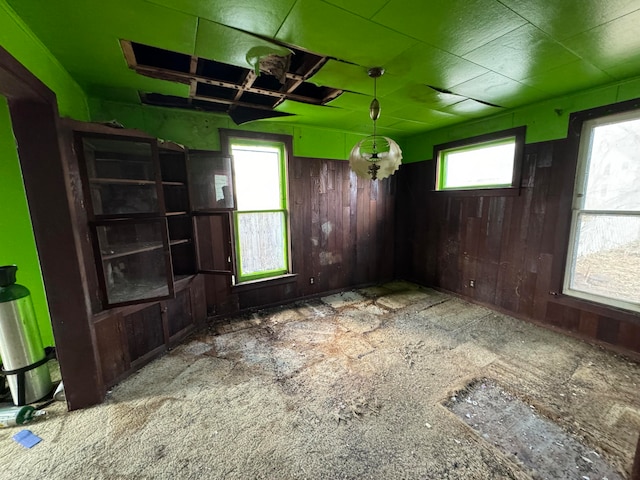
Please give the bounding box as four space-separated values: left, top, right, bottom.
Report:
8 0 640 135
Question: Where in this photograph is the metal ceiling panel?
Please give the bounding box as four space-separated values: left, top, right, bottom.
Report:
321 0 391 19
451 72 547 108
195 19 291 70
441 99 503 118
309 60 407 97
270 101 360 132
145 0 296 37
602 59 640 81
275 0 416 66
97 74 190 98
383 119 436 135
88 81 190 105
372 0 528 56
275 99 339 114
6 0 197 85
385 104 461 126
462 24 580 82
521 60 612 96
325 92 371 111
340 120 405 138
561 9 640 76
498 0 640 40
388 83 467 111
7 0 640 137
384 42 488 90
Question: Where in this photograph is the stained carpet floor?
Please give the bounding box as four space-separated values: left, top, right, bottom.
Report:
2 282 639 479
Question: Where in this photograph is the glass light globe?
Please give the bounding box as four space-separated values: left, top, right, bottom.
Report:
348 135 402 180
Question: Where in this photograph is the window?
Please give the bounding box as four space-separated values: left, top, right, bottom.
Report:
231 140 289 282
434 128 524 191
564 110 640 312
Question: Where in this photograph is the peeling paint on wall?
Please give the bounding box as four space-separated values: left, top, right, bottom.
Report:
321 221 333 238
319 251 342 266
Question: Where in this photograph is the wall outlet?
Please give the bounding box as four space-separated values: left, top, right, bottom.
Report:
310 277 314 285
469 279 475 288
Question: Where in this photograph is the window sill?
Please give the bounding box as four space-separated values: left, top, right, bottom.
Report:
232 273 298 293
548 293 640 323
431 187 521 197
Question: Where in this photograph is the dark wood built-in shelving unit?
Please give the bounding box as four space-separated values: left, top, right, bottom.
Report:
65 123 209 394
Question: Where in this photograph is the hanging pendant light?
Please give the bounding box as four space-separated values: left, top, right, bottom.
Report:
348 67 402 180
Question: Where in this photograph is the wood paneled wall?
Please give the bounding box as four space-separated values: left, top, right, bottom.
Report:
396 139 640 357
290 157 395 294
206 156 396 313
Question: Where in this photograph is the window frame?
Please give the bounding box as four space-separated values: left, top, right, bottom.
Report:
433 127 526 193
228 136 291 284
563 108 640 313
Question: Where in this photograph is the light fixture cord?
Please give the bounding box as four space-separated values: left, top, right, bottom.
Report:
372 76 377 147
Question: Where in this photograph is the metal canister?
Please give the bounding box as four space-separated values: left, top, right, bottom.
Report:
0 265 53 404
0 405 46 427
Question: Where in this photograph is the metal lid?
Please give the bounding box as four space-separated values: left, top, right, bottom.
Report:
0 265 18 287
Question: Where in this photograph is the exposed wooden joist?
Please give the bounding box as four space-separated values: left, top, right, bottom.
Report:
135 65 337 108
121 40 343 113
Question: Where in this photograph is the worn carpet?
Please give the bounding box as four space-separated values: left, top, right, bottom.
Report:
2 282 639 479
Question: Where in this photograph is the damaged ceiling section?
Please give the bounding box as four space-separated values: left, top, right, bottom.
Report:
122 40 344 125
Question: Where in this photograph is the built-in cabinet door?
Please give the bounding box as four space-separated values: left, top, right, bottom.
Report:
187 151 235 211
92 276 206 390
193 212 237 316
193 213 234 276
188 150 236 278
75 133 165 219
92 218 174 308
76 130 176 308
188 150 237 315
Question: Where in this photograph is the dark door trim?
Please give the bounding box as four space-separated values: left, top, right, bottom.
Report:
0 46 102 409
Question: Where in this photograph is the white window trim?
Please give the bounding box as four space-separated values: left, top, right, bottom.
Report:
563 109 640 313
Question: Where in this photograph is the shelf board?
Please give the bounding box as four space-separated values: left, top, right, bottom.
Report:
106 278 170 304
102 242 164 260
90 177 156 185
166 211 188 216
93 152 152 163
162 181 186 186
170 239 191 247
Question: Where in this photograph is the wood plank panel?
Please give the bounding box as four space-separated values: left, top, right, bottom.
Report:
166 288 193 337
93 314 128 388
124 303 164 362
236 157 396 311
395 138 640 357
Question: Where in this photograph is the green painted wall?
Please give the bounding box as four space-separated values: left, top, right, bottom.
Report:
400 75 640 163
92 75 640 166
0 0 90 346
0 98 54 346
89 98 365 161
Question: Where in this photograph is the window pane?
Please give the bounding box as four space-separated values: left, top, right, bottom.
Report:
83 138 155 181
188 152 234 210
569 213 640 305
96 220 170 304
441 141 515 189
81 138 160 215
232 146 281 210
584 117 640 210
237 212 286 276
